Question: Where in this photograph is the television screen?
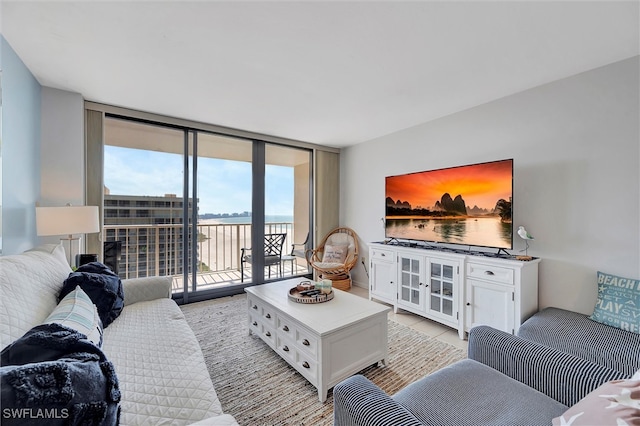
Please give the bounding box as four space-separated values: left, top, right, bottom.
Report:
385 159 513 249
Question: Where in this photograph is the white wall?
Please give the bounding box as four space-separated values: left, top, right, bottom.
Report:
341 57 640 315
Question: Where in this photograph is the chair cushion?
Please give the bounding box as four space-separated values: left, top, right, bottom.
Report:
326 233 355 256
393 359 567 425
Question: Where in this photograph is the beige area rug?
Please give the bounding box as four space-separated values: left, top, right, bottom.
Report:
181 294 466 426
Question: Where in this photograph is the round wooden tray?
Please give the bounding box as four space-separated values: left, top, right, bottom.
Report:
288 287 334 304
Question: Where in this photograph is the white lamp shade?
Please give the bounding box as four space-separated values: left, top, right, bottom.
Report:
36 206 100 236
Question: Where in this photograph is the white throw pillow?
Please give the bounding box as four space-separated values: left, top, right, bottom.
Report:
43 285 104 347
322 244 349 263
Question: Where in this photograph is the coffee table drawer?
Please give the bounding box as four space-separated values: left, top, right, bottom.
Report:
260 323 276 348
276 336 294 362
276 316 295 339
295 351 318 383
296 329 318 358
248 296 277 327
276 316 318 359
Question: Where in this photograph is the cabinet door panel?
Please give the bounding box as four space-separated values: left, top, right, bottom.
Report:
397 254 424 310
426 258 458 322
466 279 514 333
370 258 396 304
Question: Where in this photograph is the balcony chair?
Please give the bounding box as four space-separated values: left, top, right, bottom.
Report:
306 227 359 290
240 233 286 283
286 232 311 273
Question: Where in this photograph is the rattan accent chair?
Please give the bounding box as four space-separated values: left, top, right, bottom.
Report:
306 227 359 290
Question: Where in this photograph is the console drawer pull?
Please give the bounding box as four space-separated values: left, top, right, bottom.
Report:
484 270 495 276
265 331 271 337
252 321 257 326
252 305 258 310
282 325 289 332
302 339 310 346
302 361 310 369
283 345 289 352
265 313 271 319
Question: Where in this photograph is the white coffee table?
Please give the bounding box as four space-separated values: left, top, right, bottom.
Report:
245 278 390 402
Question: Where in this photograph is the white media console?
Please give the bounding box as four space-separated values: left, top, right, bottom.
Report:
369 241 540 339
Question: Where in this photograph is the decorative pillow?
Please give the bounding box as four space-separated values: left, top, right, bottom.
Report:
322 244 349 264
552 379 640 425
0 324 120 425
60 262 124 328
44 286 103 347
589 271 640 334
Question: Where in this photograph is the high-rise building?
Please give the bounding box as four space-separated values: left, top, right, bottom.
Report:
103 191 195 279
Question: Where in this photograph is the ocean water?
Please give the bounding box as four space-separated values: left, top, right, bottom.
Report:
200 215 294 224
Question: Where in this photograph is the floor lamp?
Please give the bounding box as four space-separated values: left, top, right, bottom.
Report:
36 205 100 266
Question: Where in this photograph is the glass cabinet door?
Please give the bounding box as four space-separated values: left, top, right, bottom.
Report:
428 259 456 319
398 255 423 308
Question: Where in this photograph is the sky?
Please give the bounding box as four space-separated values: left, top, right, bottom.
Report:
386 159 513 210
104 146 294 216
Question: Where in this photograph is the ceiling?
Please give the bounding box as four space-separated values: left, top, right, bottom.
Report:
2 1 638 148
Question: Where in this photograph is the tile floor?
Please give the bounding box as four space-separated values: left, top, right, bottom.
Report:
349 285 469 352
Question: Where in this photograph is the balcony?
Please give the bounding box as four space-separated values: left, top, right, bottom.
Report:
103 222 310 293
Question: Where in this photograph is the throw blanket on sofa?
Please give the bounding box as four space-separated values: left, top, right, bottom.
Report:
0 323 120 425
61 262 125 328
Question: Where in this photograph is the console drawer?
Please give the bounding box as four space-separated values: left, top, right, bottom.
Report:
371 248 394 262
467 263 514 285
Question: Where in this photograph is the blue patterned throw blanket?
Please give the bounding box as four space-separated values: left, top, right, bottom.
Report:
0 323 120 425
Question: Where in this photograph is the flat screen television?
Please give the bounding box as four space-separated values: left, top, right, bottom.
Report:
385 159 513 250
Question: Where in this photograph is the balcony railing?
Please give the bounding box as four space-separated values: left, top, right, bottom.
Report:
103 222 298 285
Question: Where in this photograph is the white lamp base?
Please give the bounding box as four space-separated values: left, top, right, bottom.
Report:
60 235 81 266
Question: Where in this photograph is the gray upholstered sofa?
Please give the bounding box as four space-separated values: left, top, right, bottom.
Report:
334 307 640 425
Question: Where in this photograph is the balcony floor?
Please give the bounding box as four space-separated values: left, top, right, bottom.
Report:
171 258 310 293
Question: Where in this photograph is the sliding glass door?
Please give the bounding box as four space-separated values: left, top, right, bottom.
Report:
103 115 312 301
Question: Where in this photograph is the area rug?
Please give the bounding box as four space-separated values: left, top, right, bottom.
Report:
181 293 466 426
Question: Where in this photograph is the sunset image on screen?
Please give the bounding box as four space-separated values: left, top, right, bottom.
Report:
386 160 512 213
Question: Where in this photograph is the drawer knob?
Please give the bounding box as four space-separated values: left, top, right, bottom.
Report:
302 361 310 369
252 305 258 310
265 331 271 337
466 303 471 306
265 313 271 319
484 270 495 276
302 339 310 346
252 321 257 326
282 325 289 332
283 345 289 352
381 253 386 257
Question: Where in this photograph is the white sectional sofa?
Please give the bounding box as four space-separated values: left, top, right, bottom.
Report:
0 244 238 425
